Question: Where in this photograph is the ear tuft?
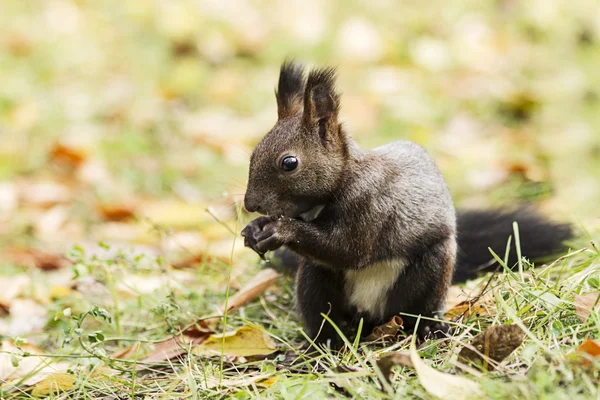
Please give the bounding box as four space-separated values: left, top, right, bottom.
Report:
302 67 340 125
275 60 306 119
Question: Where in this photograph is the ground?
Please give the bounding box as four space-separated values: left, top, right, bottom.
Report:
1 0 600 398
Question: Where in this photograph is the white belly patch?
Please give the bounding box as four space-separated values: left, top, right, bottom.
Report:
344 258 407 318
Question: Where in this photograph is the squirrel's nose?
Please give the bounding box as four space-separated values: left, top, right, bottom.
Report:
243 195 262 213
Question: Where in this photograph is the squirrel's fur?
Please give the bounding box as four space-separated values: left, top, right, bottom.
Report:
242 62 573 344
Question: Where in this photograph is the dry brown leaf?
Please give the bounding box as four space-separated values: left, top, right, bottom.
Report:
4 249 71 271
192 325 277 358
445 285 468 310
576 340 600 357
458 324 525 371
49 143 87 169
445 300 494 320
183 321 214 338
445 282 495 315
171 252 229 269
445 284 495 320
225 268 280 315
410 342 483 399
204 268 280 327
97 203 137 222
574 292 600 322
137 321 214 368
376 351 413 382
571 340 600 366
141 332 211 366
110 343 142 360
367 315 404 341
137 269 278 368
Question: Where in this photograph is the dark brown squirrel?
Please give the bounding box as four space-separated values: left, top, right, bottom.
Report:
241 61 573 344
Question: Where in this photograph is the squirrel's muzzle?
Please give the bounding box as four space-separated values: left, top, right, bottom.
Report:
243 194 262 213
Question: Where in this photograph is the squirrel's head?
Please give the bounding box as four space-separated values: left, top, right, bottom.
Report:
244 61 350 219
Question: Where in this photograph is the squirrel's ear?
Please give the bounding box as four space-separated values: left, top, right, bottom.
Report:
302 67 341 144
275 61 306 119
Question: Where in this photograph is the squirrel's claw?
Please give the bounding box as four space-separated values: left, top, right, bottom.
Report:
242 217 277 259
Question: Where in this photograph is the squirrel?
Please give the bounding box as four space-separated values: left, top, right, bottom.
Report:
241 61 573 344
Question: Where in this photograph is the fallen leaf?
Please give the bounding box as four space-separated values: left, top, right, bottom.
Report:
576 340 600 358
445 283 495 321
570 340 600 366
192 325 277 358
445 300 493 320
4 249 71 271
49 143 87 169
110 343 142 360
183 321 214 338
0 299 48 336
138 269 278 367
445 285 468 310
137 321 214 368
574 292 600 322
376 351 413 383
224 269 280 315
410 342 483 399
258 376 278 387
171 252 229 269
19 181 71 208
142 333 211 365
97 203 136 221
30 372 76 396
201 372 274 389
0 340 71 389
458 324 525 371
204 268 280 327
367 315 404 341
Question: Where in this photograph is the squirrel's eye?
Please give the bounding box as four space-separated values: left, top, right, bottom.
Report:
281 156 298 172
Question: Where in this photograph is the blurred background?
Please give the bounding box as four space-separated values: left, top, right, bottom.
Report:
1 0 599 266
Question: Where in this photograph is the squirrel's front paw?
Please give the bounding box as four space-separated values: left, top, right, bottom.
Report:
241 216 275 257
253 217 293 254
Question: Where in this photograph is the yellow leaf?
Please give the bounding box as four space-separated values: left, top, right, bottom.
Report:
50 285 72 300
31 372 75 396
258 377 278 387
192 325 277 358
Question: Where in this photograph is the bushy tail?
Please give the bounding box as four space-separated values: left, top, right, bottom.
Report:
453 208 573 283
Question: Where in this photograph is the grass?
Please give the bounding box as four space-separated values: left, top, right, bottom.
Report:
2 232 600 398
1 0 600 398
